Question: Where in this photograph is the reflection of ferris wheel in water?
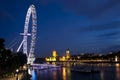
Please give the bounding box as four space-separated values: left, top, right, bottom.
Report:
17 4 37 64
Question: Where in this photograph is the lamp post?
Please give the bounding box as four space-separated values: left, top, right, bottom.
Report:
16 69 19 80
115 56 118 62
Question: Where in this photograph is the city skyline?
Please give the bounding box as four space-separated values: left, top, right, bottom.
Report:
1 0 120 57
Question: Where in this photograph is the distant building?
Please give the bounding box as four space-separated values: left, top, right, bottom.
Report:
51 50 58 61
45 50 58 61
65 49 70 60
45 49 71 62
59 56 66 61
52 50 57 58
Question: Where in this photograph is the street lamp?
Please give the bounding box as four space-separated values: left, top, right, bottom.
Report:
16 69 19 80
115 56 118 62
23 65 27 70
16 69 19 73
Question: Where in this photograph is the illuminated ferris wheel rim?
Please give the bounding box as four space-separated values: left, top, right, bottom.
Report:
23 4 37 56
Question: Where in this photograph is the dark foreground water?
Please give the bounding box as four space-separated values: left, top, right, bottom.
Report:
31 63 120 80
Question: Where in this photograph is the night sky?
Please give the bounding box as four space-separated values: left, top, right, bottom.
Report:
1 0 120 57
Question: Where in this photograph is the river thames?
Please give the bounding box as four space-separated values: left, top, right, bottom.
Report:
31 63 120 80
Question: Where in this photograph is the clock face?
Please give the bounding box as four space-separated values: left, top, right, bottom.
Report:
66 50 70 53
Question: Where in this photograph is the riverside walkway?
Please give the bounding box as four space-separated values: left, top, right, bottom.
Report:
1 73 23 80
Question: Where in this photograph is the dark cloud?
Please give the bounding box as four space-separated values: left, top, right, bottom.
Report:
80 20 120 32
59 0 120 17
97 31 120 38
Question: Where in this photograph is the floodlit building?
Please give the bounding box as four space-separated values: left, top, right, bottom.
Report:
59 56 66 61
52 50 57 58
45 50 58 61
66 49 70 60
45 49 71 62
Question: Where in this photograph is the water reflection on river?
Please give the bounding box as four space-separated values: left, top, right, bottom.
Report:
32 63 120 80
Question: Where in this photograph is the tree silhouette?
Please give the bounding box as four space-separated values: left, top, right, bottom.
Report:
0 38 5 49
0 38 27 76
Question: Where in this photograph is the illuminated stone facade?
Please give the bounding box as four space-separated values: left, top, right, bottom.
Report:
45 49 71 61
45 50 58 61
66 49 70 60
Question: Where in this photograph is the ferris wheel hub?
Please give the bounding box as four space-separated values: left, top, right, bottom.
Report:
20 33 31 36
